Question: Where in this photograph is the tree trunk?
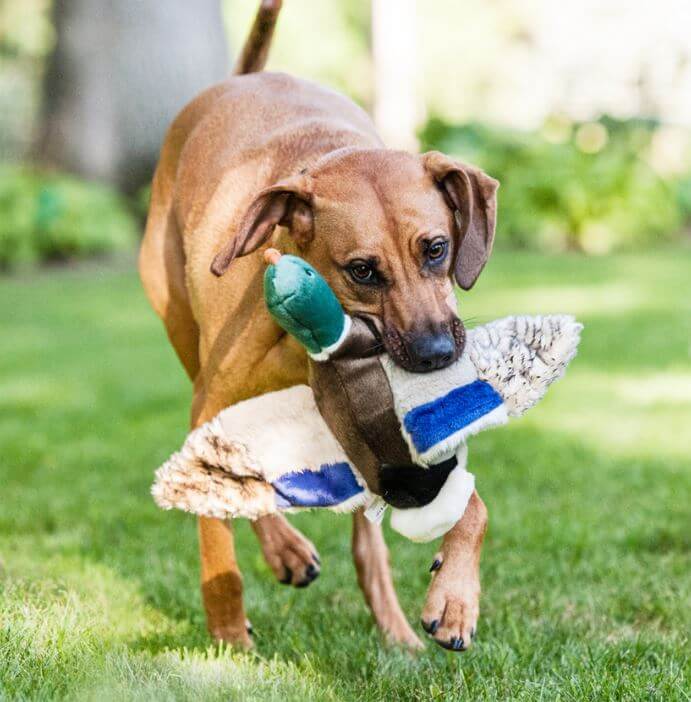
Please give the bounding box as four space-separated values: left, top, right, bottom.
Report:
39 0 230 193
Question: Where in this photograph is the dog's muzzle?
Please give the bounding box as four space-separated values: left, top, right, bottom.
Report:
384 318 466 373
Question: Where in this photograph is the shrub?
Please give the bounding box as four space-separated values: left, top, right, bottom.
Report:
0 166 138 270
419 117 689 253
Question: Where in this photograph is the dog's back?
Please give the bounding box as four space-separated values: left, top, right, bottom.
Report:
139 3 376 388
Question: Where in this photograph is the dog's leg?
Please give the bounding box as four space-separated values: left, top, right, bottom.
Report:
420 490 487 652
191 381 254 647
198 515 252 647
351 509 423 649
251 514 321 587
141 201 251 646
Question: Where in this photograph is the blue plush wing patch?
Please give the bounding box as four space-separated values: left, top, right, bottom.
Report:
403 380 504 453
272 462 363 509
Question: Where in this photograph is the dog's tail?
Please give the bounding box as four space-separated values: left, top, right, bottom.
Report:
234 0 283 75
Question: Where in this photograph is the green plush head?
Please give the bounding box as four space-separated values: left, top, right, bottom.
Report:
264 254 346 354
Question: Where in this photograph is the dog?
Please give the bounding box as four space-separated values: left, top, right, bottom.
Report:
139 0 497 652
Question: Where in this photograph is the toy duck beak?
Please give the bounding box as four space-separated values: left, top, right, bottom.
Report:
264 248 282 265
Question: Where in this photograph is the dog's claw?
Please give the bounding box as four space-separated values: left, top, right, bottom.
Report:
421 573 479 653
434 635 467 652
452 636 465 651
253 515 321 588
295 562 320 588
421 618 439 635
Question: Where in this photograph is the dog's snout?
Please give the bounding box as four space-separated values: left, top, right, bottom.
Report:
407 333 456 372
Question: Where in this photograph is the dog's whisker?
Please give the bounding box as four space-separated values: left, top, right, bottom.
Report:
461 316 486 327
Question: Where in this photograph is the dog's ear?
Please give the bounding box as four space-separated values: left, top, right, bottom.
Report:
422 151 499 290
210 174 314 276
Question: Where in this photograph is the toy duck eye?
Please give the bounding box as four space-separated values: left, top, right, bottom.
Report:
347 260 379 285
425 238 449 263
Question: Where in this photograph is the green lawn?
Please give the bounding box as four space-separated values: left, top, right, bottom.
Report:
1 250 689 701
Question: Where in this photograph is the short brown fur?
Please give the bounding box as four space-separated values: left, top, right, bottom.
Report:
139 0 495 651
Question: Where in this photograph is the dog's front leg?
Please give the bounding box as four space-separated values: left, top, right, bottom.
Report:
420 490 487 652
251 513 321 588
198 515 253 647
351 509 423 649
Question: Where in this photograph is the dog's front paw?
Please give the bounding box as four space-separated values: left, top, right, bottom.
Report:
420 554 479 652
253 514 321 588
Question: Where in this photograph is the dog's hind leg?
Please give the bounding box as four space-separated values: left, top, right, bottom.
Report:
352 510 423 649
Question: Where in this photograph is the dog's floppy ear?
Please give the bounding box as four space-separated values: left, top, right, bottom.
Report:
210 174 314 276
422 151 499 290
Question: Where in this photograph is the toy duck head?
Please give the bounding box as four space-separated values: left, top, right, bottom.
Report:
263 249 347 355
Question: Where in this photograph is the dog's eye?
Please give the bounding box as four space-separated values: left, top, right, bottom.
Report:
425 238 449 263
347 260 379 285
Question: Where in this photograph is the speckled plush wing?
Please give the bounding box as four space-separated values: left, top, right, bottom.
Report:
467 315 582 417
151 385 369 520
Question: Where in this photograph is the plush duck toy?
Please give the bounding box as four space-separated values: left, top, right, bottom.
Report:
153 251 581 542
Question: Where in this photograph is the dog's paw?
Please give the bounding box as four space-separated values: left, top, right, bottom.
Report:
420 554 479 652
385 622 425 651
209 623 254 649
254 514 321 588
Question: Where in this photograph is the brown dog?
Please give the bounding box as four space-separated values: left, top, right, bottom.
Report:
139 0 496 652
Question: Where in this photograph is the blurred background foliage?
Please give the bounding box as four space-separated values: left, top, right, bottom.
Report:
0 0 690 270
420 116 691 253
0 165 137 269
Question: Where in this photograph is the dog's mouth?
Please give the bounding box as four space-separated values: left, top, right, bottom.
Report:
353 314 466 372
382 317 466 373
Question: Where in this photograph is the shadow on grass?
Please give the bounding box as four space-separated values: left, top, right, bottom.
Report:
50 422 688 667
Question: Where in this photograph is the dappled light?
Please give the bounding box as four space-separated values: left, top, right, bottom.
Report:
1 1 689 698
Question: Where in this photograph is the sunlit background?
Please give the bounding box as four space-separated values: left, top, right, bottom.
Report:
1 0 691 261
0 2 689 699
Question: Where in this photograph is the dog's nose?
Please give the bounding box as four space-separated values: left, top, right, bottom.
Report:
407 333 456 372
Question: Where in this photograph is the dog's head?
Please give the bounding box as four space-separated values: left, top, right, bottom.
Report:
211 149 498 372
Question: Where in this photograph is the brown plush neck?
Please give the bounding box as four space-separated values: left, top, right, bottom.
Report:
309 317 413 495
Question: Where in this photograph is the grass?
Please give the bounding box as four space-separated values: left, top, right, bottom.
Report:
1 249 690 701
